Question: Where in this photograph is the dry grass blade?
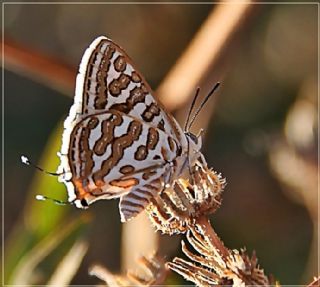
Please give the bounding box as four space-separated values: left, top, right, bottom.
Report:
10 217 86 285
47 239 88 285
180 239 218 269
127 255 167 286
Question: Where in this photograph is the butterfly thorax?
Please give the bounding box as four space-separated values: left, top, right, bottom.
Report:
173 131 205 178
186 131 203 164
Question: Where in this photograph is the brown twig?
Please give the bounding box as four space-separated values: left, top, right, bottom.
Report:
194 216 230 260
3 39 75 96
307 276 320 287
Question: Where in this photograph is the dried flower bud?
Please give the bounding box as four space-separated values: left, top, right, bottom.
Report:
167 223 272 287
146 161 226 234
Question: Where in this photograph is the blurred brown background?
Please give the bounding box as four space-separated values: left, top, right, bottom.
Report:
3 3 318 285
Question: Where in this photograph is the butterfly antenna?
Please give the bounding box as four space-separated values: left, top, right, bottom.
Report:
21 155 61 176
188 82 220 131
35 194 70 206
184 87 201 131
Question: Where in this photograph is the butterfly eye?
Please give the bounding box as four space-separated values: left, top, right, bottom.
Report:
187 132 198 145
81 198 88 207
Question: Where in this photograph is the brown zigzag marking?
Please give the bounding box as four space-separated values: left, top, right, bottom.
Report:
69 116 100 197
131 71 141 83
109 74 131 97
110 178 139 189
109 86 147 114
93 112 123 156
114 55 127 72
134 145 148 161
89 43 115 111
92 120 142 186
168 136 175 152
147 127 159 150
142 103 161 122
120 165 135 174
157 119 165 131
142 170 157 181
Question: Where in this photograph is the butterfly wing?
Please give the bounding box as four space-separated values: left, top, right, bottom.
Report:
58 36 188 221
72 36 184 141
59 111 181 220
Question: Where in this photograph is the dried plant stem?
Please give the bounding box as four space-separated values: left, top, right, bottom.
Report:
169 215 272 286
3 40 75 96
121 213 158 272
47 239 88 285
92 162 273 286
307 276 320 287
194 216 229 259
10 217 85 285
157 2 253 110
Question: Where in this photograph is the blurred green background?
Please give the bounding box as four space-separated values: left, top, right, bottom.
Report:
3 3 318 285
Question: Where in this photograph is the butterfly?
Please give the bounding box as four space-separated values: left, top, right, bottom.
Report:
57 36 218 222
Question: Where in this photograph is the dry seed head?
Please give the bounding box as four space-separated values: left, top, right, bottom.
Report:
168 225 272 286
146 161 226 234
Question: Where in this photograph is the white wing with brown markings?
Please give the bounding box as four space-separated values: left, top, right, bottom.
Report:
57 36 200 221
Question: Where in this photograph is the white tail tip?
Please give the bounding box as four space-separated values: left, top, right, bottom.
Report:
21 155 30 165
35 195 46 201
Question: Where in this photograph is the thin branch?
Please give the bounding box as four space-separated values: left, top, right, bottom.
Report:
3 39 75 96
193 217 230 260
10 217 87 285
307 276 320 287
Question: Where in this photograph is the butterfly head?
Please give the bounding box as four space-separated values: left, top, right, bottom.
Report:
185 131 201 148
185 130 204 163
182 83 220 166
